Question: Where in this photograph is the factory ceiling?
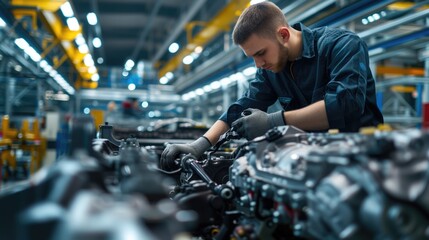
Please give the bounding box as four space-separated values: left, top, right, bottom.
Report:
72 0 223 68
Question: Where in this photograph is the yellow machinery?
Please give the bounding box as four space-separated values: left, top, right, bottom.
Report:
0 138 12 186
20 119 46 173
1 115 46 180
1 115 16 180
90 109 105 131
157 0 249 78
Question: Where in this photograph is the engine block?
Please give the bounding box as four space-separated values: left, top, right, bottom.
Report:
2 118 429 240
226 126 429 239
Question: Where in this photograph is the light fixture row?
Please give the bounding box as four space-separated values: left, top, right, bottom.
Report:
181 66 256 101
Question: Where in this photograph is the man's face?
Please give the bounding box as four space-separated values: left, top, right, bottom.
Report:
240 33 288 73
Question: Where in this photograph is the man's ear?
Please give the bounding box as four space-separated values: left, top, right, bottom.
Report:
278 27 290 42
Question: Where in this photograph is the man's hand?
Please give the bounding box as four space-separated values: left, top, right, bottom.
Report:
160 137 212 170
231 108 285 140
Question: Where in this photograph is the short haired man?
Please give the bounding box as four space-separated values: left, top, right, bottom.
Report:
160 2 383 170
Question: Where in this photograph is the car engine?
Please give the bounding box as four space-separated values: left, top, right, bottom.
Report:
1 116 429 240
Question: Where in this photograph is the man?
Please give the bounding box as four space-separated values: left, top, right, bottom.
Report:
160 1 383 170
122 97 142 118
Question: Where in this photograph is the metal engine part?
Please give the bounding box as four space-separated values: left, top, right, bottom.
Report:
4 118 429 240
226 126 429 239
0 116 195 240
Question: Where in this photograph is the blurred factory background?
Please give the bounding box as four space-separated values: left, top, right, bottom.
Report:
1 1 429 239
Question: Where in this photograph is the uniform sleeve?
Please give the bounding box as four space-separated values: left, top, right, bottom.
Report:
324 34 368 131
219 69 278 126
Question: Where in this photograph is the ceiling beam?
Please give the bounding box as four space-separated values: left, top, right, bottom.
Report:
151 0 207 64
358 8 429 39
97 3 179 18
79 88 181 103
89 0 105 61
129 0 166 62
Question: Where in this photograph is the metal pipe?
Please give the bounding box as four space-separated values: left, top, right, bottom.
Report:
79 88 181 103
90 0 105 60
289 0 336 24
312 0 395 28
174 46 242 93
130 0 166 61
359 8 429 39
368 27 429 50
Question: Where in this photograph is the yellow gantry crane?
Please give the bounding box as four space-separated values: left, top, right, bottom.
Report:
157 0 250 79
10 0 97 89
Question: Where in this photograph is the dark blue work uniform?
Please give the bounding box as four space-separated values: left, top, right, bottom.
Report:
219 23 384 132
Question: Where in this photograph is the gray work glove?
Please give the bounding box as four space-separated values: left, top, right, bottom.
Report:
160 136 212 170
231 108 285 140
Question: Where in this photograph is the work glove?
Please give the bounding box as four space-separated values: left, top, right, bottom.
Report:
160 136 212 170
232 108 285 140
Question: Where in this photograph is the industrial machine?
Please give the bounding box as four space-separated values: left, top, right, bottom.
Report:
1 116 428 240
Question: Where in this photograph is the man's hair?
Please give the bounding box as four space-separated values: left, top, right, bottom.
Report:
232 2 288 45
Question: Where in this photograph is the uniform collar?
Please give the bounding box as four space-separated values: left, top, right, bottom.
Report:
292 23 315 59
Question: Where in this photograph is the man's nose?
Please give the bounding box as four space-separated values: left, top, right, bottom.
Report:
254 57 264 68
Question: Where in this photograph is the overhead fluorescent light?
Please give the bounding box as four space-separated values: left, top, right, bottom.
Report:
78 43 89 54
159 76 168 84
195 88 204 95
67 88 75 95
49 69 58 77
229 72 244 82
88 66 97 74
188 91 196 98
92 37 102 48
203 85 212 93
165 72 174 79
0 17 6 27
75 34 85 46
220 77 231 86
66 17 80 31
242 66 256 76
194 46 203 54
60 2 74 18
168 42 179 53
14 38 41 62
84 54 94 67
86 12 98 25
14 38 29 49
43 63 52 73
25 47 41 62
125 59 135 70
39 60 48 68
91 74 100 81
128 83 136 91
182 55 194 65
210 81 221 90
182 94 190 101
250 0 266 5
